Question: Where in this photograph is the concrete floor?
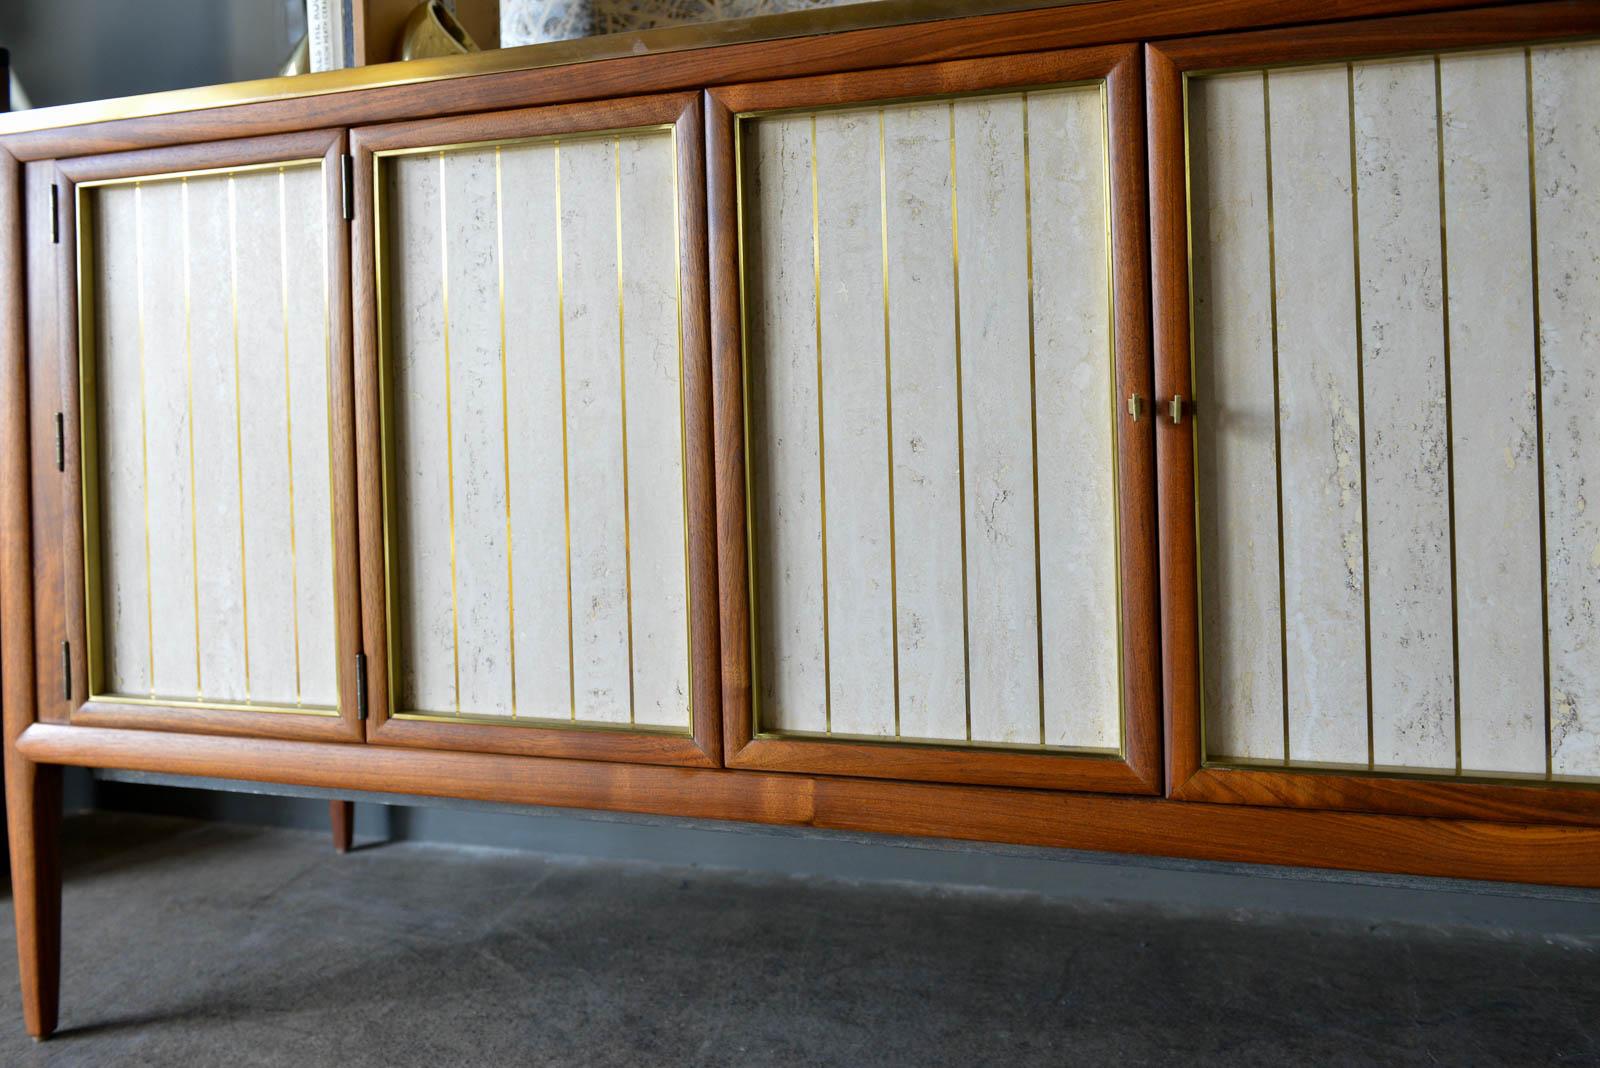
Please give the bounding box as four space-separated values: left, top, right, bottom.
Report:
0 813 1596 1066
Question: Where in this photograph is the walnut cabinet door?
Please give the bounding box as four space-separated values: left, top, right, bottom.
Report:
54 130 363 742
1149 2 1600 824
350 94 721 766
708 45 1162 792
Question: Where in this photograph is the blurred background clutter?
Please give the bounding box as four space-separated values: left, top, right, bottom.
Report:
0 0 860 113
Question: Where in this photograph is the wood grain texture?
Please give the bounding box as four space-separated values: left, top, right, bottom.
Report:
330 799 353 853
26 163 69 726
712 45 1158 792
0 0 1500 163
20 722 1600 888
3 147 64 1041
1146 43 1203 797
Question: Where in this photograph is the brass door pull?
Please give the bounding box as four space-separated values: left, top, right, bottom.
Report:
1169 395 1187 424
1127 393 1146 421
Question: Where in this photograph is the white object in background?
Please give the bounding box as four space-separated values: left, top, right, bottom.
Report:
307 0 354 71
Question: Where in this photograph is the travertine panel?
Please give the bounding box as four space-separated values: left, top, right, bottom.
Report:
618 135 691 730
88 162 337 710
140 179 199 698
92 185 150 697
1533 43 1600 779
1352 58 1455 772
743 83 1120 751
188 175 249 702
501 140 572 721
883 103 967 743
1192 41 1600 782
236 172 297 707
1190 72 1285 763
1440 51 1545 776
383 128 690 728
814 110 894 738
561 138 632 724
1028 88 1120 752
1269 66 1369 767
443 149 514 718
953 95 1041 746
281 166 340 707
387 153 457 715
745 115 827 735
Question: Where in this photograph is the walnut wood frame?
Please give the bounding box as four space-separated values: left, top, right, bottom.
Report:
4 0 1600 1045
350 93 722 768
50 129 365 744
707 44 1160 793
1147 0 1600 827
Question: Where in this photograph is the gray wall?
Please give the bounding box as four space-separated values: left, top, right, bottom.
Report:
1 0 305 109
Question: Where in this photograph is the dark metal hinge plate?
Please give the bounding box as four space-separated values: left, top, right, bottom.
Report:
340 154 354 222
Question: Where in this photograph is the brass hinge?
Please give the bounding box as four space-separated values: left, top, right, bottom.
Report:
355 651 368 720
340 154 354 222
55 412 65 471
50 184 60 243
61 641 71 701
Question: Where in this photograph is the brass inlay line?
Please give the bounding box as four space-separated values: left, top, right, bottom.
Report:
1181 73 1211 765
809 113 833 735
1346 64 1374 769
182 177 203 699
614 137 638 724
134 183 156 696
671 128 693 729
227 175 252 700
555 142 577 720
1260 71 1290 765
495 147 519 718
437 151 462 713
1434 56 1464 774
280 169 304 704
1021 92 1047 746
948 101 974 742
1101 81 1128 758
878 107 902 738
1524 46 1553 779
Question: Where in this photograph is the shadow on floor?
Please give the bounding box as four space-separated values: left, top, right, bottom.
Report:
0 812 1595 1066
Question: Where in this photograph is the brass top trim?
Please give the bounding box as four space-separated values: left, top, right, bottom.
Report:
0 0 1094 139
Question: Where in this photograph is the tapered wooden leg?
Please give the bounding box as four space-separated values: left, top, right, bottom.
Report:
330 800 354 854
2 149 61 1039
5 756 62 1040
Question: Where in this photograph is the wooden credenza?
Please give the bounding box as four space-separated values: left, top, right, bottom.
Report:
3 0 1598 1039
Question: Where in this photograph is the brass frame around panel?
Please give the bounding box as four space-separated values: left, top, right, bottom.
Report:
734 78 1127 757
370 122 695 734
74 157 341 717
1183 40 1594 787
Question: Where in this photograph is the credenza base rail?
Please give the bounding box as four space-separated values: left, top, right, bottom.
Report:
17 724 1600 890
